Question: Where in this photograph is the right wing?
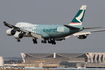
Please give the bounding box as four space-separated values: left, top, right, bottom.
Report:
73 29 105 36
3 21 42 39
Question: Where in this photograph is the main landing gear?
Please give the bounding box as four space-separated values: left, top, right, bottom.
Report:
48 38 56 45
41 38 56 45
32 38 56 45
32 38 37 44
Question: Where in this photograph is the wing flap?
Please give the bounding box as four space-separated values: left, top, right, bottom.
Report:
31 33 42 39
73 32 91 36
65 35 70 38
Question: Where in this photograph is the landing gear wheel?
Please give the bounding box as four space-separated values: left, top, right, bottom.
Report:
33 38 37 44
17 39 20 42
52 41 56 45
48 38 56 45
33 40 37 44
41 40 47 43
48 39 52 44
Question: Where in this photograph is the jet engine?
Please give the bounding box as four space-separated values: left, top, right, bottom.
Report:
77 35 87 39
14 32 24 39
6 29 16 36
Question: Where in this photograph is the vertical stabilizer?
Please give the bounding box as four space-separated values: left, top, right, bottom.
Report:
70 5 87 25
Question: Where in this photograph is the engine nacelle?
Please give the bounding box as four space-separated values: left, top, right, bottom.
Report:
77 35 87 39
6 29 16 36
14 32 24 39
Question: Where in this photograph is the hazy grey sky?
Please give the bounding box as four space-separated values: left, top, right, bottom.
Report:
0 0 105 57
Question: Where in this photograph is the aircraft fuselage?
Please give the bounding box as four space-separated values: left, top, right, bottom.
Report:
16 22 83 39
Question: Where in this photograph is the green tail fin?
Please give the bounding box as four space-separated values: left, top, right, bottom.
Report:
70 5 87 25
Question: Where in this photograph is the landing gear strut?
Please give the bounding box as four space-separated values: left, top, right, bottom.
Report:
32 38 37 44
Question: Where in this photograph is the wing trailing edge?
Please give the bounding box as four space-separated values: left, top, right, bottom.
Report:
73 29 105 36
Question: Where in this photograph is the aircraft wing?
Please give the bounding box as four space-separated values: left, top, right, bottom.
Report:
3 21 42 39
73 29 105 36
4 21 19 29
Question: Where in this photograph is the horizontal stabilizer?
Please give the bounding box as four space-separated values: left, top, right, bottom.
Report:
64 25 79 30
90 29 105 33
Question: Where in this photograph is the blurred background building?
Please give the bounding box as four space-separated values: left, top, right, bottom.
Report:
1 52 105 68
20 52 105 68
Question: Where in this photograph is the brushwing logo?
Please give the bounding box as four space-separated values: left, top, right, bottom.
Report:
76 9 84 23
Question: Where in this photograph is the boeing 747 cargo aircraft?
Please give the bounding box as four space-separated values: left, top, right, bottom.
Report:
4 5 105 45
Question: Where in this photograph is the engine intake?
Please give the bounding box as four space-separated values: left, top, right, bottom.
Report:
14 32 24 39
6 29 16 36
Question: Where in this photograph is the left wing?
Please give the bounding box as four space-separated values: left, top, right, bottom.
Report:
4 21 19 29
3 21 42 39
